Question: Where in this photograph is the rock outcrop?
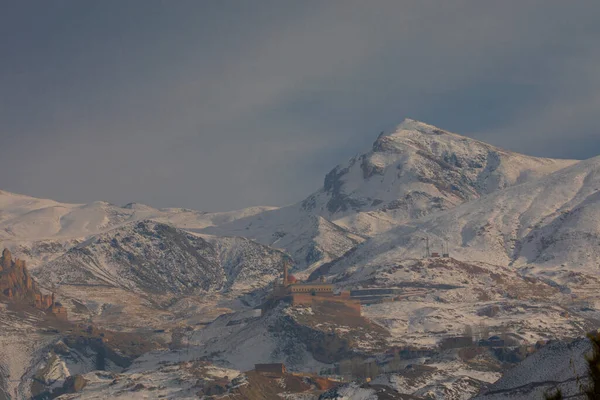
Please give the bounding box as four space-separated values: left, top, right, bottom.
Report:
0 248 68 320
0 248 36 300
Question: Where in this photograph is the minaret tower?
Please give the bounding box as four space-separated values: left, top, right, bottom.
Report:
283 261 289 286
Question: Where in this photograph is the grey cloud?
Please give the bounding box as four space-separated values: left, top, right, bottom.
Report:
0 1 599 210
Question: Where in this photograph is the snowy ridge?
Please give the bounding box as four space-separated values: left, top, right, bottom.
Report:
203 209 364 271
0 189 275 269
35 221 224 294
0 190 275 241
35 220 289 297
200 234 291 292
318 155 600 283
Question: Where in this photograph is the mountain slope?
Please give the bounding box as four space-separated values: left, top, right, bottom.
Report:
35 220 289 296
30 221 290 329
203 211 364 272
0 189 276 271
0 190 275 241
313 155 600 293
201 234 292 293
36 221 224 294
475 338 592 399
0 119 577 273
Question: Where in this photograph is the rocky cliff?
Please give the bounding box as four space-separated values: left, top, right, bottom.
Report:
0 248 37 301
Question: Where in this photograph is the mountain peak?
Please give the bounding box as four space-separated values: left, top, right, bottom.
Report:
394 118 443 134
376 119 451 142
313 119 579 235
372 119 454 153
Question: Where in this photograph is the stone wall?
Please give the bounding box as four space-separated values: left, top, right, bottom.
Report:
290 293 315 306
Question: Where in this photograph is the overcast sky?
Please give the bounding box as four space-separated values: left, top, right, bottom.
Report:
1 1 599 211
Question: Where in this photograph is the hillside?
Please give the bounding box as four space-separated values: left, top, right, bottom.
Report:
0 189 275 269
36 221 224 294
0 190 275 241
475 337 592 399
31 220 289 329
203 211 364 273
36 220 289 295
314 155 600 290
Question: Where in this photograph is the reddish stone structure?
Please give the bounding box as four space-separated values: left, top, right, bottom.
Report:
264 261 361 316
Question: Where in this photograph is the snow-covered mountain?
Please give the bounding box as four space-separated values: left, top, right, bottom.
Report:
30 221 289 330
36 221 224 294
0 190 274 241
205 119 577 270
203 210 364 273
35 221 288 292
305 119 577 234
0 119 578 273
0 189 275 269
314 155 600 291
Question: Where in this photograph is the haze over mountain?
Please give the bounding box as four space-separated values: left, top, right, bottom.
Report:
3 2 600 212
